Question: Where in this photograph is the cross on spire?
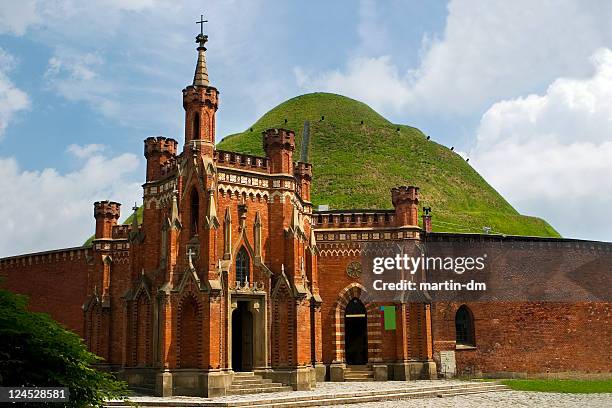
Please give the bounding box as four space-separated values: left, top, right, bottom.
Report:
192 13 210 86
196 14 207 36
195 14 208 47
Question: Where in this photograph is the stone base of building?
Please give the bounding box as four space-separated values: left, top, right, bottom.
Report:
121 367 316 397
314 363 327 382
119 368 232 397
328 361 436 382
154 369 231 397
265 366 314 391
391 361 437 380
372 364 388 381
329 362 346 381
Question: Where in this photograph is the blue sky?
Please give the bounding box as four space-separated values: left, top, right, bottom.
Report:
1 0 612 256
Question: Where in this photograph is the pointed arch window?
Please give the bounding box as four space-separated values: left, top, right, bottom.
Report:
455 305 475 346
190 188 199 236
193 112 200 140
236 247 250 284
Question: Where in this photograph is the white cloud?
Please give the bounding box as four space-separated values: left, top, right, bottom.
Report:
0 0 166 35
0 48 29 138
296 0 612 116
471 48 612 241
0 0 265 137
0 146 142 257
294 57 414 115
44 51 121 118
66 143 106 158
0 0 40 35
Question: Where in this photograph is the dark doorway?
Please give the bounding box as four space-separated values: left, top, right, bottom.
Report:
344 298 368 365
232 301 253 371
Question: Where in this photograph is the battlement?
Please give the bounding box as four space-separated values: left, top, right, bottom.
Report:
94 201 121 219
112 224 130 240
215 150 269 173
294 161 313 179
263 128 296 152
313 210 396 229
144 136 178 158
0 246 92 269
161 155 179 178
182 85 219 110
391 185 419 205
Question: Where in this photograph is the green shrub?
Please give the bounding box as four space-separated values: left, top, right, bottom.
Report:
0 287 129 407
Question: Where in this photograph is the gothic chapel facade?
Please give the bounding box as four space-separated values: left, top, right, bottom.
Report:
74 32 433 396
3 29 609 398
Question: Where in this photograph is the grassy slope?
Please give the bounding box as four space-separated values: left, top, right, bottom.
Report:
218 93 559 237
499 379 612 393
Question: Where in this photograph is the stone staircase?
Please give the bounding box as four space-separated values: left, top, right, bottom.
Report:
227 372 292 395
344 365 374 381
106 381 510 407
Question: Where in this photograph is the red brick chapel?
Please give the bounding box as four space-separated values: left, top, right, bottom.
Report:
1 29 610 397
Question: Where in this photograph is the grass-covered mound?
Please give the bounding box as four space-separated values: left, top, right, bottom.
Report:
217 93 559 237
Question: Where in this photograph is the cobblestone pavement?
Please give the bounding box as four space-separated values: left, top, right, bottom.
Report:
326 391 612 408
212 380 453 402
121 380 468 403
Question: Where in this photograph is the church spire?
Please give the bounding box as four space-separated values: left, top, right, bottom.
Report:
193 14 210 87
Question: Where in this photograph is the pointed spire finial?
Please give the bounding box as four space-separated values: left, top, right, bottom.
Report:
131 202 139 229
193 14 210 87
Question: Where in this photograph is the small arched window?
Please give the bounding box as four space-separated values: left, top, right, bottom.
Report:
193 112 200 140
455 305 475 346
235 247 250 284
190 188 199 236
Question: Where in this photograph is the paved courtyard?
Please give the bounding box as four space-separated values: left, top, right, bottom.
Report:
328 391 612 408
110 381 611 408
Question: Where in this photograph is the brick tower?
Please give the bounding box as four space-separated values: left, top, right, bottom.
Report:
183 30 219 157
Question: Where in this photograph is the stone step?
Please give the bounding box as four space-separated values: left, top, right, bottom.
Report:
344 374 374 380
345 378 374 382
225 385 293 396
241 384 510 408
345 365 370 371
234 371 255 377
231 378 273 385
228 382 284 391
344 372 373 377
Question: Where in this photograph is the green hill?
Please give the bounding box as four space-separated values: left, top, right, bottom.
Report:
218 93 559 237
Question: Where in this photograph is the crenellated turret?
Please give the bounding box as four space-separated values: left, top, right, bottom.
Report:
93 201 121 240
144 136 178 181
183 30 219 156
391 185 419 227
294 161 313 201
263 128 295 174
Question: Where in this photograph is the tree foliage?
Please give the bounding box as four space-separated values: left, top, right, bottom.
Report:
0 287 129 407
